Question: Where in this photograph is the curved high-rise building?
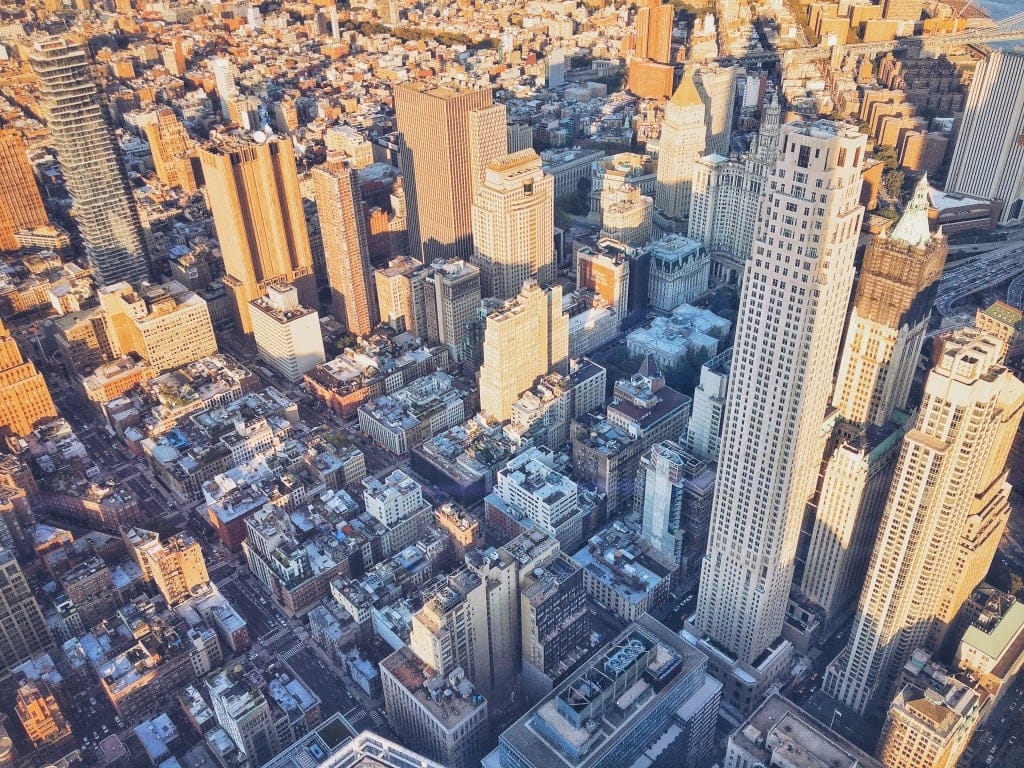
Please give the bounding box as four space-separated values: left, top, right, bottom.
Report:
30 37 148 286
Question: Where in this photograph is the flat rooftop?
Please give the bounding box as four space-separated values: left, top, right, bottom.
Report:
729 694 883 768
499 615 707 768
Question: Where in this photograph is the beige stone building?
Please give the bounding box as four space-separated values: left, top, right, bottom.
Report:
478 281 569 422
98 280 217 372
471 150 555 299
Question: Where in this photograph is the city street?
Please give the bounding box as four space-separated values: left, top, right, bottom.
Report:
960 673 1024 767
285 646 384 736
217 573 288 639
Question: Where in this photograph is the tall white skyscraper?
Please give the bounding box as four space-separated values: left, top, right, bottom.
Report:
210 57 237 120
471 150 555 299
688 121 865 713
945 48 1024 225
30 37 148 286
824 328 1024 713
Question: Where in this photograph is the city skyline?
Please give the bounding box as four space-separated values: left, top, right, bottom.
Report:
0 3 1023 768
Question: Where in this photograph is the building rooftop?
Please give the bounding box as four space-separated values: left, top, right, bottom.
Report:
731 694 883 768
572 519 673 604
380 647 486 728
264 720 445 768
414 416 524 486
499 615 708 768
359 372 464 433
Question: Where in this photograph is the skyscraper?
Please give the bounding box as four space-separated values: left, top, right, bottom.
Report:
197 133 315 334
634 1 674 63
479 280 569 422
655 72 706 223
697 64 737 156
143 107 196 192
0 548 53 677
423 259 482 362
468 103 509 195
945 49 1024 225
655 65 735 226
30 37 148 286
690 121 865 712
876 654 982 768
249 283 326 382
684 348 731 461
314 160 379 336
831 177 947 427
796 177 947 635
824 328 1024 713
394 83 499 262
0 130 48 252
471 149 555 299
637 440 715 576
210 57 237 120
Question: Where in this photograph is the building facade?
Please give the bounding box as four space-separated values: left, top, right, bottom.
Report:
472 150 555 300
314 161 379 336
395 83 499 262
0 129 48 252
691 121 865 714
196 134 316 335
479 281 569 422
825 328 1024 713
30 37 148 285
945 48 1024 225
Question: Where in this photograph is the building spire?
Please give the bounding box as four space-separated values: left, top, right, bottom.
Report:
669 68 702 108
890 175 933 248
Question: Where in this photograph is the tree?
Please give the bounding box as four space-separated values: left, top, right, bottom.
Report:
874 145 899 171
884 170 905 199
575 176 592 215
1011 573 1024 597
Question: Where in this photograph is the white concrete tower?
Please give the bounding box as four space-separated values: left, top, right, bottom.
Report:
689 121 865 711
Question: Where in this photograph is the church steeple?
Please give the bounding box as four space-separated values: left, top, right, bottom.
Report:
890 175 934 248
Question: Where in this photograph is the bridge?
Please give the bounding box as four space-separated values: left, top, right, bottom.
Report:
740 10 1024 69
